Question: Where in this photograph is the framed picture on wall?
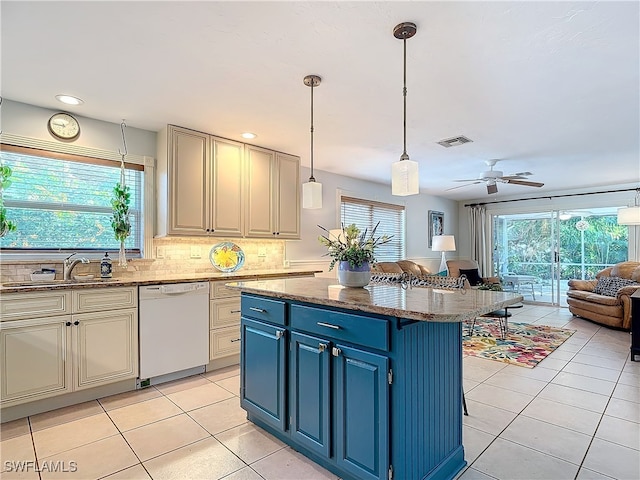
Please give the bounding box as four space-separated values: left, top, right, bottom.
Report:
428 210 444 248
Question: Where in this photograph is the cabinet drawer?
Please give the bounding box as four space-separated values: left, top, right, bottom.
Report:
210 298 241 328
73 287 137 313
241 295 286 326
210 325 241 359
1 291 71 321
290 304 389 351
210 281 241 299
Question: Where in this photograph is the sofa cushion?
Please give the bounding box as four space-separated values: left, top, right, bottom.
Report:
593 276 638 297
585 293 623 306
610 261 640 280
459 268 483 286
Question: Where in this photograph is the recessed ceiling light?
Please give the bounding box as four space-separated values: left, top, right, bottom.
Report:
55 94 84 105
241 132 257 139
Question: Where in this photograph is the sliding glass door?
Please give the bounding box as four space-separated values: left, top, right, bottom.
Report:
492 208 627 306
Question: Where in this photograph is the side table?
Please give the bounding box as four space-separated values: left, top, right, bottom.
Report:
631 290 640 361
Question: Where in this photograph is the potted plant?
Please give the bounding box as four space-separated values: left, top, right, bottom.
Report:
318 222 392 287
111 181 131 266
0 165 17 237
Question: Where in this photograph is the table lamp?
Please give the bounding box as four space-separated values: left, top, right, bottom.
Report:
432 235 456 275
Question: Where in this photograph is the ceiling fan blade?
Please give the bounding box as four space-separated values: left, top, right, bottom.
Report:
501 175 527 180
453 178 482 182
505 179 544 187
510 171 533 177
445 182 482 191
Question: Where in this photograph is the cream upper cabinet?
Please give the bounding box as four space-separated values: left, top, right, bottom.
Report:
210 137 244 236
245 146 300 239
157 126 244 237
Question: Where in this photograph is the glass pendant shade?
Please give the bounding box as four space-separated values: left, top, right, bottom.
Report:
391 159 419 196
302 180 323 209
617 206 640 225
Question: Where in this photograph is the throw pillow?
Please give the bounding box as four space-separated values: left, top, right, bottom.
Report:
459 268 483 286
593 276 638 296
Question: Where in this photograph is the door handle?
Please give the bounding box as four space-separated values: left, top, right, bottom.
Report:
275 330 284 340
317 322 341 330
332 347 342 357
318 343 328 352
230 338 241 343
250 307 267 313
230 310 241 314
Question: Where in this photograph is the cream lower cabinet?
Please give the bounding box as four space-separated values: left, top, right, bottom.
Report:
208 281 244 370
0 287 138 408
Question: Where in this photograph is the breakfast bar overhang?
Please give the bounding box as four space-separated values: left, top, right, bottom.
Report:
228 277 523 480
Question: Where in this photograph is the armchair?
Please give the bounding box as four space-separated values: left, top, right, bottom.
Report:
567 261 640 330
446 259 501 289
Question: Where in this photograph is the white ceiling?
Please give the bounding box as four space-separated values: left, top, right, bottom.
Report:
2 1 639 200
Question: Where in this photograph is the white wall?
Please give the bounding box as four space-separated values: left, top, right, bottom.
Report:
2 100 157 157
456 185 640 262
289 166 459 273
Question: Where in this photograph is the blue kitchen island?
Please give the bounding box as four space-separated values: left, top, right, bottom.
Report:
227 277 522 480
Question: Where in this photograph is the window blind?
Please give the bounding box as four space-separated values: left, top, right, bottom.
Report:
0 145 143 252
340 195 405 261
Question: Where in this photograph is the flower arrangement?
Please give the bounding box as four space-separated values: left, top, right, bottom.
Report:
318 222 392 271
476 282 503 292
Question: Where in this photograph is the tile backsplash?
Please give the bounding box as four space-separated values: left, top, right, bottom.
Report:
0 237 286 282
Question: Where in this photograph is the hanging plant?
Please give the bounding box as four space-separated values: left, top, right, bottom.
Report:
111 121 131 266
0 164 17 237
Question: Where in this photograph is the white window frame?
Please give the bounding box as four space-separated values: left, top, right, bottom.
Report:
0 133 154 261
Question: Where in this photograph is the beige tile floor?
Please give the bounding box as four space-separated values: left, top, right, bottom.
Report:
1 305 638 480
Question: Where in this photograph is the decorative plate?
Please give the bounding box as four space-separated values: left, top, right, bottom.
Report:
209 242 245 273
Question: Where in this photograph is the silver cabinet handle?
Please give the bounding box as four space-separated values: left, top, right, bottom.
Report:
317 322 341 330
332 347 342 357
230 338 241 343
230 310 241 314
275 330 284 340
250 307 267 313
318 343 328 352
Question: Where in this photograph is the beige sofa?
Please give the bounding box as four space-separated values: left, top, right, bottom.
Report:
567 261 640 330
372 260 431 276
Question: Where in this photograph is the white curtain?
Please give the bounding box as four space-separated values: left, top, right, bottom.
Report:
469 205 492 276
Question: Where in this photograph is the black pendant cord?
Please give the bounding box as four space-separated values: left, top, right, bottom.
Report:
309 82 315 182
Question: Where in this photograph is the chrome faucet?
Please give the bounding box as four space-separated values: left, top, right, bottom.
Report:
63 253 90 280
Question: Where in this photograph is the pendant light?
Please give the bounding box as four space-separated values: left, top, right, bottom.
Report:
617 188 640 225
391 22 419 196
302 74 323 209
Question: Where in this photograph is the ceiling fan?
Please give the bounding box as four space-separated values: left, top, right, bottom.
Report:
448 159 544 194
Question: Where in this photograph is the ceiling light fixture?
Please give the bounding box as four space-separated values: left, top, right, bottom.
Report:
302 74 322 209
391 22 419 197
241 132 257 139
55 94 84 105
617 188 640 225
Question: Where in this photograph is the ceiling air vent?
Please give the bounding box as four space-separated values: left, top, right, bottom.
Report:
437 135 473 148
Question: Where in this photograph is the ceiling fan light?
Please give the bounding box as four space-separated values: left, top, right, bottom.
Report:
392 159 419 196
302 180 323 209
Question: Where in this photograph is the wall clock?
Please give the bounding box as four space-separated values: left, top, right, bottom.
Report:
48 112 80 140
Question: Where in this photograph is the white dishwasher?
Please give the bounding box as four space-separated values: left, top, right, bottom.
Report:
139 282 209 386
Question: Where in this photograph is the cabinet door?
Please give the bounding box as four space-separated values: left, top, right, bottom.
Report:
290 332 331 457
240 317 286 431
72 308 138 390
169 126 209 235
245 145 276 238
211 137 244 236
275 152 300 239
0 316 71 405
334 345 389 480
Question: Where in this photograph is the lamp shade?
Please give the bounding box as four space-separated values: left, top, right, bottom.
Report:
391 159 419 196
617 206 640 225
432 235 456 252
302 181 322 209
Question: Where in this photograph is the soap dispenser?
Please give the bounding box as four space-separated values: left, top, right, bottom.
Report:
101 252 112 278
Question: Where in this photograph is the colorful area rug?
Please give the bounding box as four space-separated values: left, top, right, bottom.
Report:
462 318 575 368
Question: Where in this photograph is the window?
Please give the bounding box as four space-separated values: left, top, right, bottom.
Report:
0 145 143 253
340 195 405 261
